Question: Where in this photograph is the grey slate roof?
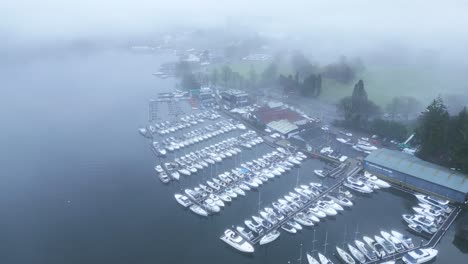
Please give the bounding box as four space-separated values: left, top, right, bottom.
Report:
365 148 468 194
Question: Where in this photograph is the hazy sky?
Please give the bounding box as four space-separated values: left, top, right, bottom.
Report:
3 0 468 45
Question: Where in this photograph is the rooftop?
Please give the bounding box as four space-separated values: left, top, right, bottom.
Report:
365 148 468 194
255 106 305 124
267 119 298 135
222 89 248 96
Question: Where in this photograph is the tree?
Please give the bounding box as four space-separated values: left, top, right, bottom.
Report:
221 65 233 86
322 57 356 84
291 51 315 78
451 107 468 173
370 119 408 141
415 96 450 163
248 65 258 89
174 61 190 77
337 79 381 127
386 96 422 120
180 72 200 90
260 62 278 87
210 69 219 86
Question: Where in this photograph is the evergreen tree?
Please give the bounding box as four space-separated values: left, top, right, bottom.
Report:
451 107 468 173
415 96 450 163
248 65 258 89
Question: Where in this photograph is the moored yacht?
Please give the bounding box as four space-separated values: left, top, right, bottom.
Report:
174 193 192 207
391 230 414 249
220 229 254 253
259 230 280 245
318 252 335 264
402 248 438 264
189 204 208 216
374 235 395 254
363 236 386 258
355 239 378 261
348 243 366 263
306 253 321 264
314 170 326 178
381 230 405 252
344 177 373 193
281 223 297 234
336 246 355 264
415 194 449 207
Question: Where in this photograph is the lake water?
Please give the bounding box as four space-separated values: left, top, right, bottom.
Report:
1 49 466 263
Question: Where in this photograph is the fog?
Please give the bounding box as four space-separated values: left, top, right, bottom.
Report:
3 0 468 46
2 0 468 106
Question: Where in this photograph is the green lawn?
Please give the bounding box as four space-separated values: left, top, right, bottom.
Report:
213 60 467 108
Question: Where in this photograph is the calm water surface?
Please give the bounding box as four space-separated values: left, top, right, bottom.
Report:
0 50 466 264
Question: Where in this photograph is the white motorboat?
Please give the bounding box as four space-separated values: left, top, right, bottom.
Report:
209 194 225 207
281 223 297 234
402 248 438 264
245 220 263 234
288 156 301 165
307 253 321 264
308 206 327 218
220 229 254 253
189 204 208 216
363 236 386 258
218 192 232 203
381 231 405 252
158 171 170 183
318 252 335 264
259 230 280 245
321 197 344 211
174 193 192 207
374 235 395 254
413 207 442 218
252 215 272 229
238 183 251 191
293 212 314 227
415 194 449 206
305 211 320 223
206 180 220 191
287 220 302 230
316 202 337 216
260 211 278 225
328 194 353 207
348 243 366 263
402 214 438 231
154 165 164 173
232 186 246 196
203 199 220 213
225 188 238 198
336 246 355 264
236 226 256 241
408 223 437 235
418 203 446 215
314 170 326 178
391 230 414 249
355 239 378 261
363 172 391 188
344 178 373 193
178 167 191 176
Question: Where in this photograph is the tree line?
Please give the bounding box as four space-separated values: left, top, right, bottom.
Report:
415 97 468 173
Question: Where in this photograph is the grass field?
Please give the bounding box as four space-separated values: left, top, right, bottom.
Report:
214 60 468 108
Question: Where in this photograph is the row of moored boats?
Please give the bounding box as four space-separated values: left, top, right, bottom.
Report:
155 131 262 183
402 194 451 236
176 149 307 216
152 119 245 156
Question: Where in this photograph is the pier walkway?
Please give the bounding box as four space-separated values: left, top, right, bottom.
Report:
361 187 462 264
249 164 361 244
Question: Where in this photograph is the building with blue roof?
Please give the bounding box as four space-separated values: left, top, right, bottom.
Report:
364 148 468 203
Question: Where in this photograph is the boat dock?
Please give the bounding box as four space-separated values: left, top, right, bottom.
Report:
248 164 361 245
360 186 462 264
